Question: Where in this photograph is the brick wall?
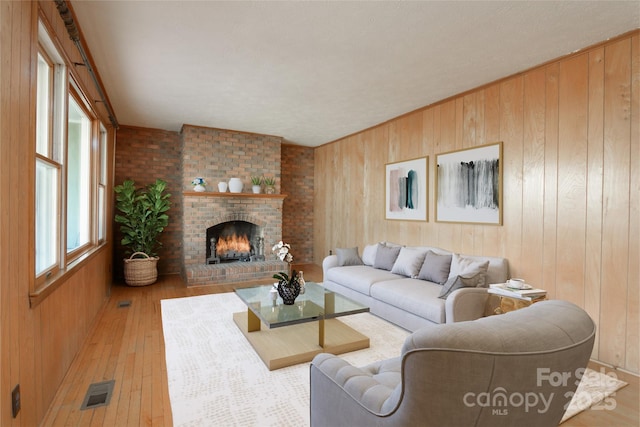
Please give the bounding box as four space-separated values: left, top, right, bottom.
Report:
181 125 282 192
180 125 291 284
114 124 316 282
281 144 315 263
114 126 183 276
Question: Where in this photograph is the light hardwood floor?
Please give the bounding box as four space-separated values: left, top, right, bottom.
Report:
41 264 639 426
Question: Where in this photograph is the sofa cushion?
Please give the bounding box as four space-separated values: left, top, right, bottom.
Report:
417 251 452 284
370 279 446 324
374 244 402 271
336 247 363 266
449 254 489 280
438 272 483 299
449 253 509 285
362 244 379 266
326 266 403 296
391 247 427 277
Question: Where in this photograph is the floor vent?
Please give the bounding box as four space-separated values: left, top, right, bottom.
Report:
80 380 115 410
117 300 132 308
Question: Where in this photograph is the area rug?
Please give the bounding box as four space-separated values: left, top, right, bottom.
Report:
161 292 627 426
560 366 627 423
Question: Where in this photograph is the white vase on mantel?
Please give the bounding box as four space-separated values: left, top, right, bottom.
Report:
218 181 228 192
252 185 261 194
228 178 243 193
193 184 206 192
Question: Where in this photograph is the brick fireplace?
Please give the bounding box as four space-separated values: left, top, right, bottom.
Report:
180 125 288 286
182 194 288 285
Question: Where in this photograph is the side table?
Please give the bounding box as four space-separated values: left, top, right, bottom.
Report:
491 294 547 315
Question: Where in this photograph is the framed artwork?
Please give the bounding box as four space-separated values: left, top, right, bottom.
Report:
435 142 503 225
385 156 428 221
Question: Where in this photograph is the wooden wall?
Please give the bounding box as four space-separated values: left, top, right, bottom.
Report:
0 2 114 425
314 31 639 374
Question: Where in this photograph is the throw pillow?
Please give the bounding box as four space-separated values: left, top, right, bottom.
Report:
449 254 490 280
438 272 484 299
417 251 453 284
336 247 363 266
391 247 427 277
373 244 402 271
361 244 379 266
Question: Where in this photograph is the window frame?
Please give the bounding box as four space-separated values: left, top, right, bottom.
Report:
33 16 110 298
65 85 96 262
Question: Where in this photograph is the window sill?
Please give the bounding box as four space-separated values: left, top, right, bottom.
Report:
29 243 108 308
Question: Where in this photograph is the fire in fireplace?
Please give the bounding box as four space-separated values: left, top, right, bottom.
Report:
206 221 265 264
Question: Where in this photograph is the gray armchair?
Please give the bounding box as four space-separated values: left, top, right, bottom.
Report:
310 300 595 427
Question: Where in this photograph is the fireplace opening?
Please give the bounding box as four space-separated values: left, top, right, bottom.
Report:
206 221 265 264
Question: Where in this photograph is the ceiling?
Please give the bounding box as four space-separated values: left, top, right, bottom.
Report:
71 1 639 147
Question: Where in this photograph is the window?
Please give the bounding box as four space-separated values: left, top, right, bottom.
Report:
66 93 92 254
98 125 108 242
35 23 65 280
35 20 108 289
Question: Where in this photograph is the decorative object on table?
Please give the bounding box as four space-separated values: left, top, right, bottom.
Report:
269 287 278 302
298 271 306 294
263 176 276 194
251 176 263 194
272 241 299 304
228 177 243 193
191 177 207 192
217 181 228 192
114 179 171 286
273 272 300 305
385 156 428 221
435 141 503 225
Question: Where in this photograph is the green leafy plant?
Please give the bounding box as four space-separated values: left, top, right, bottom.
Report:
250 176 263 185
263 176 276 186
273 270 299 287
114 179 171 257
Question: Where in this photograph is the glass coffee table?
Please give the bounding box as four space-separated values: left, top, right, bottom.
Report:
233 282 370 370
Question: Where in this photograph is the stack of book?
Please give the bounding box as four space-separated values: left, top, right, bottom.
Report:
488 283 547 301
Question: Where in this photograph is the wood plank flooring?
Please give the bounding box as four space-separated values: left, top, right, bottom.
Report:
41 264 639 426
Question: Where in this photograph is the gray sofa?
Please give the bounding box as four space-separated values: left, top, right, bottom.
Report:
323 243 509 331
310 300 596 427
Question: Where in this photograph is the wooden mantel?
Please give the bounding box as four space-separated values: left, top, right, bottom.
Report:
183 191 287 200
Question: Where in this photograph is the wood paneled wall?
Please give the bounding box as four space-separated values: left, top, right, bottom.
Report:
0 2 115 425
314 31 639 374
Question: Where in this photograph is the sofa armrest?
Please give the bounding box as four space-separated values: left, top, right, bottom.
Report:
322 254 339 278
445 287 489 323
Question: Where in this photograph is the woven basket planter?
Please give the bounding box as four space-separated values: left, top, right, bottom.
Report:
123 252 159 286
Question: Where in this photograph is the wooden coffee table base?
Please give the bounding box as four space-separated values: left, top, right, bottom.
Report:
232 311 370 370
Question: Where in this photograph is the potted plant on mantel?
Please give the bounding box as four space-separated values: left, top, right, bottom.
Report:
114 179 171 286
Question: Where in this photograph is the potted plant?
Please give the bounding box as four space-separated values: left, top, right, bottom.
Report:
250 176 263 194
114 179 171 286
263 176 276 194
272 241 300 304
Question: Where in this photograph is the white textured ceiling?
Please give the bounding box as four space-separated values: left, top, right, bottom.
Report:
71 1 639 147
